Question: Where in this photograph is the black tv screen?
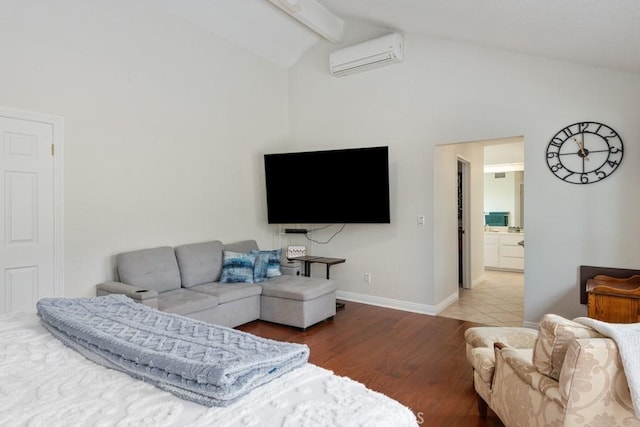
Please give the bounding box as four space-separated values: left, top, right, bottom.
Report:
264 146 390 224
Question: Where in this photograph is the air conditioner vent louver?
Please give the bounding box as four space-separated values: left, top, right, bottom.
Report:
329 33 403 77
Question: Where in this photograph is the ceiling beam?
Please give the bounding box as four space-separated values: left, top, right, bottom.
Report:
267 0 344 43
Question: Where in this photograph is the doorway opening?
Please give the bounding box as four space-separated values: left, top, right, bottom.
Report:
433 136 525 326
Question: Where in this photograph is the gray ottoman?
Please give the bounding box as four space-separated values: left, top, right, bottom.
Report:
259 275 337 329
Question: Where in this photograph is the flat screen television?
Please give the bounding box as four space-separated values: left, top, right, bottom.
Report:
264 146 390 224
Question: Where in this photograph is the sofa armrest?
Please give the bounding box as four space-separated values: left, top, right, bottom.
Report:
560 338 638 425
96 281 159 308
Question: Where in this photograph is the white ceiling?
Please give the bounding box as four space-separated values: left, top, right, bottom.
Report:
153 0 640 74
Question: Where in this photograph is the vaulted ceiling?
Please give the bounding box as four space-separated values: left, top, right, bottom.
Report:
153 0 640 74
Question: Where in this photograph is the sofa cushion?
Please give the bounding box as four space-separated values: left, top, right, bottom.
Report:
156 288 219 315
261 275 336 301
251 249 282 278
189 282 262 304
117 246 181 293
219 251 257 284
533 314 603 380
223 240 259 254
174 240 224 287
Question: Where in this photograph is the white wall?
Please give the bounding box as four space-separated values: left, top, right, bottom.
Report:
4 3 639 324
484 142 524 166
288 26 640 322
485 172 516 215
433 142 486 303
0 0 290 297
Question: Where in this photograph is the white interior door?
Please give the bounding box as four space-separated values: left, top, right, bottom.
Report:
0 114 57 313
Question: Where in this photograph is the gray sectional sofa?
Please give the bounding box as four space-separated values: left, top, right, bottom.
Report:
96 240 337 329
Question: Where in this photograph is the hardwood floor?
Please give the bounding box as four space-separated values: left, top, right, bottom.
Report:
238 301 505 426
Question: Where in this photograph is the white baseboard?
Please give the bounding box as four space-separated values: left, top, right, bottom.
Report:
336 290 536 326
472 275 486 288
435 291 459 314
336 290 441 316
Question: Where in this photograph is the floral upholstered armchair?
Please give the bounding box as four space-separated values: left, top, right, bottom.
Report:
465 314 640 426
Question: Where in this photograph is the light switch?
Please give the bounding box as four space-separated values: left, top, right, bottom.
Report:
417 215 425 225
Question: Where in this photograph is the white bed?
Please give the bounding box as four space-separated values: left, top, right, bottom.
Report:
0 312 417 426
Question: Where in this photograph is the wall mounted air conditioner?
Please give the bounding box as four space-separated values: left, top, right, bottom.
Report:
329 33 403 77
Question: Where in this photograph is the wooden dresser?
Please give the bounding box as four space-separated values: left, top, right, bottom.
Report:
587 275 640 323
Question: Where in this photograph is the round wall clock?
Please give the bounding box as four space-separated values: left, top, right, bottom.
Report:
546 121 624 184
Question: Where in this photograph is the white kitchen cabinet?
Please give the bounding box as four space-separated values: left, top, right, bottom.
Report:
484 232 524 271
484 233 500 268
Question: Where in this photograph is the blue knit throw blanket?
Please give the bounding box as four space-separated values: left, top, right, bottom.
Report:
36 294 309 407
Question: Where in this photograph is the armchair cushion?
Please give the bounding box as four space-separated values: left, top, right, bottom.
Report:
533 314 602 380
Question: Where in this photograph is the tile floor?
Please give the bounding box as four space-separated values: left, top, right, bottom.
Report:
438 269 524 326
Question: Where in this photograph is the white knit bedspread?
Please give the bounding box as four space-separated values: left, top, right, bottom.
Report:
0 312 417 427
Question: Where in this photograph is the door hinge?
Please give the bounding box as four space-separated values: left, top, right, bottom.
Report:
51 144 55 156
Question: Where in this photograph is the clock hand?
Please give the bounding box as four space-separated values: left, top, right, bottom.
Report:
572 136 589 160
579 135 590 161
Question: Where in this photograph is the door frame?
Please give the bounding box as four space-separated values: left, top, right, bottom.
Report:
0 106 65 298
457 156 471 289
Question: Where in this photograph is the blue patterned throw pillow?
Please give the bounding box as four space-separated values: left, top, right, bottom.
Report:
251 249 282 278
253 253 269 283
219 251 256 284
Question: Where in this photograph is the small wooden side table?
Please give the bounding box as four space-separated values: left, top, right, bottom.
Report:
289 256 346 279
586 275 640 323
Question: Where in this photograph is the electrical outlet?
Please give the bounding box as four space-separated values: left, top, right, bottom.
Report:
364 273 372 284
